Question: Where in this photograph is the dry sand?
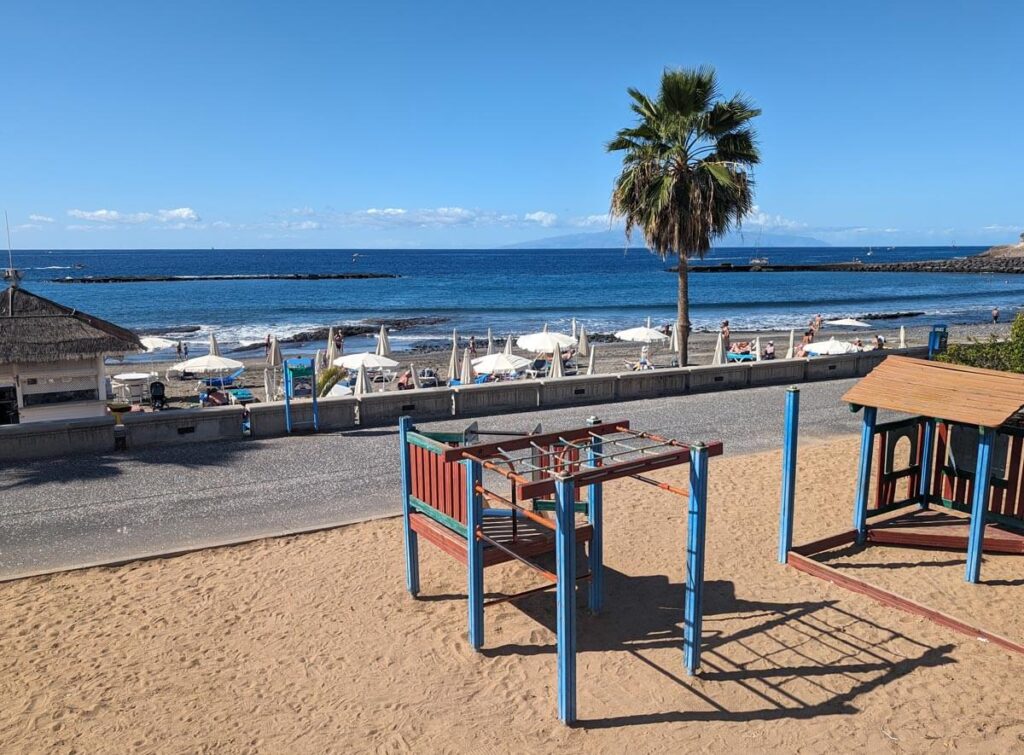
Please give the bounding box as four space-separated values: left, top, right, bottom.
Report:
2 436 1023 753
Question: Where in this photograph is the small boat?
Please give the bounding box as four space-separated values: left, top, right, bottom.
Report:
749 256 768 266
73 262 86 269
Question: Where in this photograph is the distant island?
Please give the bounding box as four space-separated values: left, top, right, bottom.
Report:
979 232 1024 258
502 228 829 250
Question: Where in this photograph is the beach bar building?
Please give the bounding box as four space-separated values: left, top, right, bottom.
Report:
0 283 142 424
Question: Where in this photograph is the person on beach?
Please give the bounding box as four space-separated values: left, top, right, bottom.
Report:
763 341 775 360
176 341 183 359
333 332 343 353
183 342 190 359
468 335 477 357
720 320 731 351
874 334 886 350
397 370 412 390
993 307 1000 323
264 334 271 356
811 314 823 333
852 337 864 350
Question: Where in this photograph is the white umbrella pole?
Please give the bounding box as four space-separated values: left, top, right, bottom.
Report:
487 328 494 356
753 336 762 362
899 325 907 349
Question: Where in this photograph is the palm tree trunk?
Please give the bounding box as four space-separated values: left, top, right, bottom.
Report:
677 258 689 366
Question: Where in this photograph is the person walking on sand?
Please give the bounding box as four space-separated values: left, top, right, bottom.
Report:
183 342 189 359
333 331 343 353
720 320 731 352
468 335 478 358
264 333 271 356
176 340 183 360
993 307 1000 324
811 313 823 333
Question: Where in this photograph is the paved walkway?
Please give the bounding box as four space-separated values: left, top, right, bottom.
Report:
0 380 861 580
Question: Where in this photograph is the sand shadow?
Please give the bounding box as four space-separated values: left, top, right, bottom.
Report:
471 568 955 727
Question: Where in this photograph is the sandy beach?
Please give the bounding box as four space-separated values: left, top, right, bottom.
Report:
111 321 1013 407
2 434 1022 752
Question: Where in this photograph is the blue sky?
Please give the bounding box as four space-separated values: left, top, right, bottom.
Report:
2 0 1022 249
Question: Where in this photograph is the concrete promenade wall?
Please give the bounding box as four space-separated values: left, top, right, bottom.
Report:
0 415 116 460
1 346 931 459
123 406 245 448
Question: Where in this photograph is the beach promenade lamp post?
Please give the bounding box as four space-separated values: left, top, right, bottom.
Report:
608 66 761 366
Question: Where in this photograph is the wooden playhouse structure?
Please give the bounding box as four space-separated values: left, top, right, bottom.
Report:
398 416 722 724
778 356 1024 652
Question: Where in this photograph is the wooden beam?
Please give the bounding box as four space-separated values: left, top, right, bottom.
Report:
442 421 631 462
786 551 1024 656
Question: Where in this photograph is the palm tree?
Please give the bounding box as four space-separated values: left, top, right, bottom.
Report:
608 66 760 365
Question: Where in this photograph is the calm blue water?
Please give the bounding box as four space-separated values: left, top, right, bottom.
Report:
12 246 1021 356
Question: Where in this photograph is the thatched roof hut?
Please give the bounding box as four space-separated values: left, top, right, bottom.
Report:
0 285 143 363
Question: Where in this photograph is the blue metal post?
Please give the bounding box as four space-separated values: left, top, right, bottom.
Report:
918 419 936 509
465 458 484 648
587 436 603 614
965 427 996 584
778 387 800 563
554 477 577 724
283 363 293 433
398 417 419 596
684 443 708 675
853 407 878 544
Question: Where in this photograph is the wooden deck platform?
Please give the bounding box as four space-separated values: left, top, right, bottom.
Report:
409 512 593 568
868 508 1024 554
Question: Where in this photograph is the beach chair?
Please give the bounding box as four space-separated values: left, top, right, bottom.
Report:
204 367 244 389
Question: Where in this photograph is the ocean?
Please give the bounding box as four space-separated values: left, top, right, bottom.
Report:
12 245 1020 358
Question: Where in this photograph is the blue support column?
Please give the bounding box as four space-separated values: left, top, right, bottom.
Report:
853 407 878 545
918 419 936 509
778 387 800 563
465 458 484 648
587 437 604 614
398 417 420 596
684 443 709 675
554 477 578 724
965 427 996 584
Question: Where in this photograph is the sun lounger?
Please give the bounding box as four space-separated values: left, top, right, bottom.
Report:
726 352 756 362
204 367 245 389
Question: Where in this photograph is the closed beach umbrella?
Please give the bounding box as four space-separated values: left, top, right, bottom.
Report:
517 331 575 353
267 335 283 367
325 327 339 365
548 349 564 378
461 348 475 382
785 329 796 360
263 368 274 401
208 333 222 357
711 332 726 365
334 352 399 370
503 334 514 356
577 325 589 358
375 324 391 357
571 318 577 338
587 344 597 375
753 336 762 362
315 349 324 370
447 340 460 382
471 352 532 374
410 364 421 389
899 326 907 349
486 328 494 356
669 324 679 353
353 362 372 395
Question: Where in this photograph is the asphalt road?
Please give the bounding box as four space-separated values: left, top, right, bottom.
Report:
0 380 863 580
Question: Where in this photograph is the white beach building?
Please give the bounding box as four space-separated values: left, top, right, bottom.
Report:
0 284 143 424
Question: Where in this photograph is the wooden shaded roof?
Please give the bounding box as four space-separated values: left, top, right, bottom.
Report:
0 285 142 363
842 355 1024 428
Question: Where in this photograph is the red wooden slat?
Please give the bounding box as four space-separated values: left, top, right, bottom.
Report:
954 476 968 505
874 432 887 509
933 423 948 499
1015 440 1024 519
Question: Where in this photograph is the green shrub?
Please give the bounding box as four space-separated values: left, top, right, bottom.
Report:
938 312 1024 373
317 365 346 396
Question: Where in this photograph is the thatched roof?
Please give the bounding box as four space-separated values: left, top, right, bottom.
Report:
0 285 143 363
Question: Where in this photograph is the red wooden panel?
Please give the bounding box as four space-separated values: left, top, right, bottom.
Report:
874 432 887 509
954 476 968 505
933 423 948 499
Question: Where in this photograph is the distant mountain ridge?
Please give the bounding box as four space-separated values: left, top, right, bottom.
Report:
503 228 829 249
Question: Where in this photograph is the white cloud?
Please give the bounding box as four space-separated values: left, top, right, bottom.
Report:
210 220 233 229
365 207 408 217
291 206 316 216
28 214 55 223
283 220 322 231
570 213 618 228
983 224 1021 232
67 207 200 225
157 207 200 222
743 205 807 231
524 211 558 227
14 223 42 231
